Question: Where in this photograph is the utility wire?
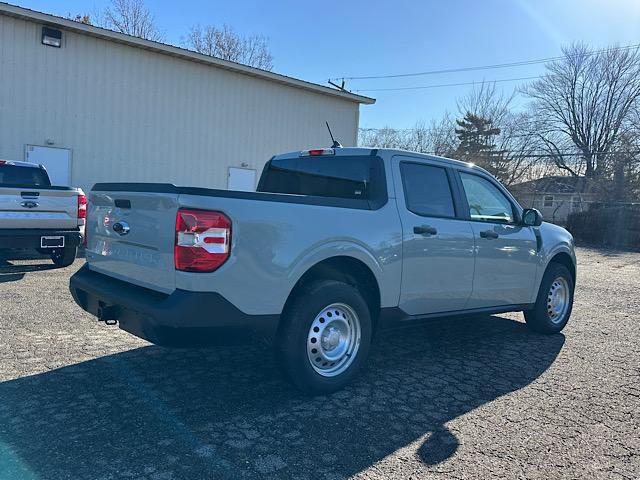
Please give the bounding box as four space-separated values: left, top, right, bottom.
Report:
353 75 541 92
353 142 640 158
333 43 640 82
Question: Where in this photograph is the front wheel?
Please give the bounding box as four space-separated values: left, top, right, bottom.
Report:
51 246 77 267
524 263 574 334
277 280 372 394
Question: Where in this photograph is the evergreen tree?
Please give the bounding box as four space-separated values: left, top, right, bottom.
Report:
454 112 504 176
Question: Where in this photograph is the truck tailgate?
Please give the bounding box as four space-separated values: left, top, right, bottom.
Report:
0 186 79 229
86 190 179 294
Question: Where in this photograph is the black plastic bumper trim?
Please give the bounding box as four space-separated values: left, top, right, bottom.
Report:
0 229 81 249
378 303 535 329
69 264 280 346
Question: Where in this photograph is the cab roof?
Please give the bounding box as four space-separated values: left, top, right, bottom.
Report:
273 147 488 174
0 160 41 168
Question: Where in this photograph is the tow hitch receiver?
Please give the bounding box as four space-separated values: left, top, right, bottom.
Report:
97 302 119 324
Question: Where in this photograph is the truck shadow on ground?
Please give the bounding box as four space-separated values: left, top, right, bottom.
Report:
0 259 57 283
0 249 85 282
0 315 564 479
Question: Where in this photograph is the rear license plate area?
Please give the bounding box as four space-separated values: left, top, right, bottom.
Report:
41 236 65 248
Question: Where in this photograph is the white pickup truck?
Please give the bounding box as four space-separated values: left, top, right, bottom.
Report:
0 160 85 266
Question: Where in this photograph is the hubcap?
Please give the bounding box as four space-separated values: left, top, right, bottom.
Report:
547 276 570 324
307 303 361 377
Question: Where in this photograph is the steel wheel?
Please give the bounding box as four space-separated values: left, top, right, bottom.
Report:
547 276 570 324
306 303 361 377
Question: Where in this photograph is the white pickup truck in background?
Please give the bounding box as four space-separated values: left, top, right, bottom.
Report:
0 160 85 267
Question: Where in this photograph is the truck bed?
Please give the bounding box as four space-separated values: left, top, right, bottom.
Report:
85 182 402 315
92 183 377 210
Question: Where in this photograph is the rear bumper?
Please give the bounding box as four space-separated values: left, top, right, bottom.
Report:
0 228 81 249
69 264 279 346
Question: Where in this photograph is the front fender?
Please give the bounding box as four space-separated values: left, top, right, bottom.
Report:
535 222 577 291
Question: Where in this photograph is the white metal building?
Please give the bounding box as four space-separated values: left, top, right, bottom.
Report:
0 3 374 192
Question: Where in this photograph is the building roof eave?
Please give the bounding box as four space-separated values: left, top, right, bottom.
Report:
0 2 376 105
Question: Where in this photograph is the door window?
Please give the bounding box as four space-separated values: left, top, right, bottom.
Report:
400 163 455 218
459 172 515 223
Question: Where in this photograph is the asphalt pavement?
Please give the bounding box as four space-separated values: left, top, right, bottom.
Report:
0 248 638 479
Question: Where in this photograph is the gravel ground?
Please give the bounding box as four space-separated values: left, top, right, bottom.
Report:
0 248 638 479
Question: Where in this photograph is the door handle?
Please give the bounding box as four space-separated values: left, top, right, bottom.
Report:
480 230 499 239
414 225 438 236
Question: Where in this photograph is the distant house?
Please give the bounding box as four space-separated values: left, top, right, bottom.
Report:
509 176 600 225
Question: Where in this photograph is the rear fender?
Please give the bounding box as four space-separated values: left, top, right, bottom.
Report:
287 241 391 307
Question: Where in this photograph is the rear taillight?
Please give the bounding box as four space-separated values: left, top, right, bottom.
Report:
78 194 87 219
78 194 88 246
174 209 231 272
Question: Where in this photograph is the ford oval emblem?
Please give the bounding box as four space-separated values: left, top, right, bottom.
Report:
21 201 39 209
112 221 130 236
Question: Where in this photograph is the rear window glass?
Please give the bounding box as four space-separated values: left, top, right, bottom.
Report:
259 156 372 199
0 165 51 187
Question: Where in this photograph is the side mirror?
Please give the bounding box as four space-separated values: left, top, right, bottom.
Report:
522 208 543 227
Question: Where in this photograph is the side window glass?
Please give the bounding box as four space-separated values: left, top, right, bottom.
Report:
400 163 455 218
459 172 514 223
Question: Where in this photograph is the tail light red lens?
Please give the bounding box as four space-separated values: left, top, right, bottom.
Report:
78 194 87 219
78 194 88 246
174 209 231 272
301 148 335 157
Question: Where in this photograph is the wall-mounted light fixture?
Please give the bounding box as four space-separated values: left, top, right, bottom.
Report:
41 26 62 47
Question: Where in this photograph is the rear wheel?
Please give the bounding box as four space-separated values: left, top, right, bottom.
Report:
524 263 574 333
51 246 77 267
277 280 372 394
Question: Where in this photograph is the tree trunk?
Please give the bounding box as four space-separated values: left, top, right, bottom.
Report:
614 160 626 202
585 155 596 178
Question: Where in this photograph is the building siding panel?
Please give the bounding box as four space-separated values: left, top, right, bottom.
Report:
0 14 361 192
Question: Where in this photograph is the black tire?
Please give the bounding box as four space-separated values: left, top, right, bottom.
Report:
51 246 77 267
276 280 373 394
524 263 574 334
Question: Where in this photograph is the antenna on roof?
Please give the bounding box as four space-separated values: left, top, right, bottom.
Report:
325 121 342 148
328 78 346 91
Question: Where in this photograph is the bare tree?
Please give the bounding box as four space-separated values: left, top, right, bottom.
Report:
359 116 458 155
185 24 274 71
422 115 458 156
523 43 640 178
493 112 541 185
358 126 408 149
454 82 539 185
102 0 163 41
67 13 92 25
457 82 514 128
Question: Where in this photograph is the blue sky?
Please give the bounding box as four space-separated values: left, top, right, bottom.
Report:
15 0 640 128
